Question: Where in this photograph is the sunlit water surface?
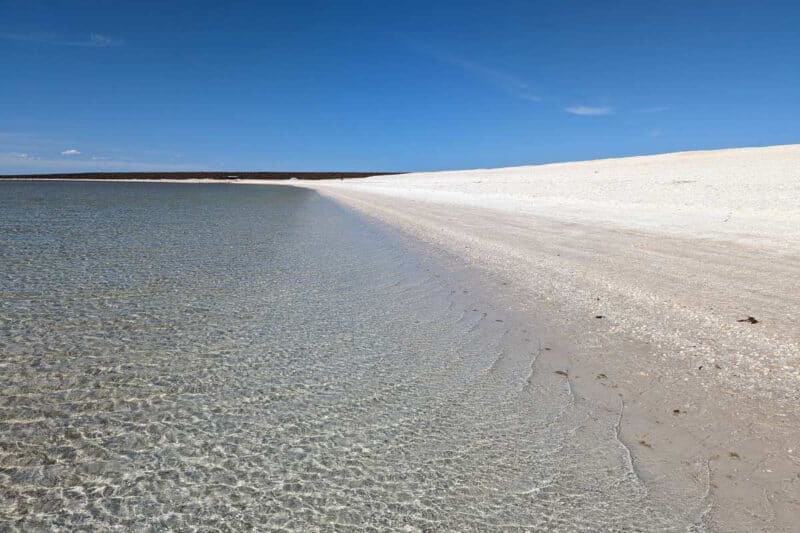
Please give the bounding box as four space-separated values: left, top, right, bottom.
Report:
0 182 693 531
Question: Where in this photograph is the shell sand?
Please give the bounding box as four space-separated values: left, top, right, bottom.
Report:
282 144 800 532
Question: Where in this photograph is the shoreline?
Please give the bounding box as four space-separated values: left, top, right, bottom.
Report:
288 145 800 532
304 187 799 532
2 181 702 529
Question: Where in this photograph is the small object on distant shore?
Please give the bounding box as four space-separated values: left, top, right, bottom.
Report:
729 451 741 459
554 370 568 376
673 409 681 414
737 316 759 324
595 315 604 319
638 439 653 448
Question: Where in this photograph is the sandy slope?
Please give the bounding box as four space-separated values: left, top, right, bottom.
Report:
290 145 800 532
298 144 800 250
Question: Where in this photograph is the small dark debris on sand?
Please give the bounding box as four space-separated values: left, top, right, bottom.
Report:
729 451 741 459
639 440 653 448
673 409 682 414
596 373 607 379
595 315 604 319
737 316 759 324
554 370 569 377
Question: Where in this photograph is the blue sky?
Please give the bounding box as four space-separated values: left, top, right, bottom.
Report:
1 0 798 173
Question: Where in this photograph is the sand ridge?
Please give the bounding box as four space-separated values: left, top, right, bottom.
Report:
292 144 800 251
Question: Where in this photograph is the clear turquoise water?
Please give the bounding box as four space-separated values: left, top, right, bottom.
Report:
0 182 691 531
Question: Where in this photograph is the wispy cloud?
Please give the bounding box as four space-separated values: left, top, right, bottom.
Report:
406 40 541 103
641 106 669 113
87 33 120 47
565 106 614 116
0 154 202 174
1 132 200 174
0 32 123 47
3 152 31 159
436 53 542 102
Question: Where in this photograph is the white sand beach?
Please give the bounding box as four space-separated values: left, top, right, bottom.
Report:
298 144 800 249
286 145 800 531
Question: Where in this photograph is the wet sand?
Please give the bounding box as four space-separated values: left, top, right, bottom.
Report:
289 145 800 532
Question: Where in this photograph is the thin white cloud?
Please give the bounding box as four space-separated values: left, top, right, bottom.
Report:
641 106 669 113
1 133 200 174
565 106 614 116
406 40 541 103
88 33 119 47
0 154 202 174
437 53 542 102
0 32 123 47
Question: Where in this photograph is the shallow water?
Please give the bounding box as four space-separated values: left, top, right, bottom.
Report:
0 182 694 531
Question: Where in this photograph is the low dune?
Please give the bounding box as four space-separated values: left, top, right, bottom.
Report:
305 144 800 249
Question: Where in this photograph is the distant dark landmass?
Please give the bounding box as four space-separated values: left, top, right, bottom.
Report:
0 171 401 181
